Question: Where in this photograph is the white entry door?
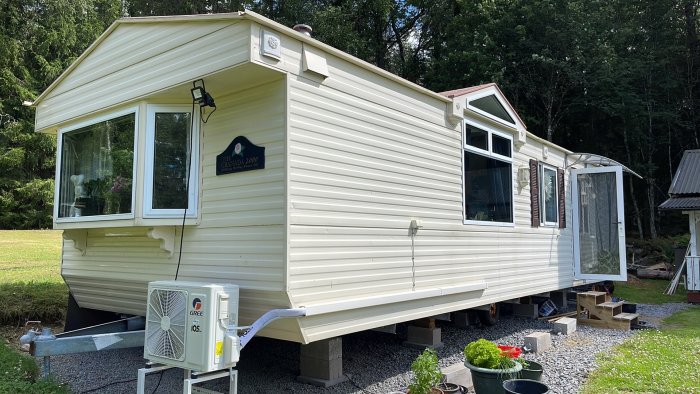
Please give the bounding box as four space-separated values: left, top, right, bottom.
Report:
572 166 627 281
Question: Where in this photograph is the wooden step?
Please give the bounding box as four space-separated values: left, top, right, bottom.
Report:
599 301 624 308
578 291 607 297
577 291 608 306
613 312 639 321
578 317 635 330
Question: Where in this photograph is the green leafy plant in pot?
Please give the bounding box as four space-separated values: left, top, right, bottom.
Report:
464 339 522 394
408 348 444 394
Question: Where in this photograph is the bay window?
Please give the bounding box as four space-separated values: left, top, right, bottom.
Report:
55 104 199 224
144 105 199 217
57 109 137 219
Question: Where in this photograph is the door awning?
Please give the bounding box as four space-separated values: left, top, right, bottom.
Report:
566 153 642 179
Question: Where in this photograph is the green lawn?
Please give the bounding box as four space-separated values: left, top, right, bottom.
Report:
0 230 63 284
0 230 69 393
0 341 69 393
583 306 700 394
614 278 687 304
0 230 67 325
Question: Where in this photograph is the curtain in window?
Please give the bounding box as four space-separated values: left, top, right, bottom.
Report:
489 159 512 222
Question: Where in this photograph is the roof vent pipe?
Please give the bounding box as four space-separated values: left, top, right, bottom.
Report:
293 24 313 37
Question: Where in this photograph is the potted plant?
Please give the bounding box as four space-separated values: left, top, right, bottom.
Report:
463 339 522 394
517 358 544 381
408 348 444 394
436 382 463 393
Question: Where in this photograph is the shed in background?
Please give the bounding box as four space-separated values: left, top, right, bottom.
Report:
659 149 700 302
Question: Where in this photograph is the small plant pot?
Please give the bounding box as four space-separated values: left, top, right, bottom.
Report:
519 360 543 381
405 388 445 394
464 360 522 394
502 378 549 394
437 382 465 393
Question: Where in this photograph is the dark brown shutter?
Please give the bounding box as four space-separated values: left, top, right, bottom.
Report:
530 159 539 227
557 168 566 228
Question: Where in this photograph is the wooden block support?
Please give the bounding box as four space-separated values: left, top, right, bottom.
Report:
453 311 471 329
549 291 568 309
412 318 437 329
513 303 539 319
404 325 443 349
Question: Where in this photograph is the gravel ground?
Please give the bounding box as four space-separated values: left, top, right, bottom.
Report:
47 302 693 394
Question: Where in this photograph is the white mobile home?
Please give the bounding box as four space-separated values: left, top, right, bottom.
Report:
33 11 632 353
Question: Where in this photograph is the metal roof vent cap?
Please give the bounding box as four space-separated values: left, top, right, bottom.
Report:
293 24 312 37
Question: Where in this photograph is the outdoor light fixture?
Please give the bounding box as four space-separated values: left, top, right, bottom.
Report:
517 166 530 188
191 79 216 108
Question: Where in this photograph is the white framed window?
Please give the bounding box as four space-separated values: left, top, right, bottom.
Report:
540 164 559 226
55 107 138 222
463 121 514 225
144 105 199 218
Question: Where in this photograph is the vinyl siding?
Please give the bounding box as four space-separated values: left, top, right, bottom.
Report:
35 21 251 132
61 78 300 340
251 28 447 127
286 62 575 340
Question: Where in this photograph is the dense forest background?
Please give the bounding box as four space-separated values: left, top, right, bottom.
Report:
0 0 698 238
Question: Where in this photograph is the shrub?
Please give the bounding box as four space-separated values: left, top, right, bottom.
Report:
409 348 442 394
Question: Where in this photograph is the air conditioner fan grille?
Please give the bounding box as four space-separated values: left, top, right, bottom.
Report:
145 288 187 361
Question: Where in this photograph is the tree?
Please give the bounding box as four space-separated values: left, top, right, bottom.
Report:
0 0 122 229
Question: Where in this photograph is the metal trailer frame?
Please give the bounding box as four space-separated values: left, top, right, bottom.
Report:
21 308 305 393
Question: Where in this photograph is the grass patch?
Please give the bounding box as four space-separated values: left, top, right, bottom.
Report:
0 230 63 284
0 282 68 326
0 341 69 393
0 230 66 325
583 306 700 394
614 277 687 304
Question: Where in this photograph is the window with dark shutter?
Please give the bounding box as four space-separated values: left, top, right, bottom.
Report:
557 168 566 228
530 159 539 227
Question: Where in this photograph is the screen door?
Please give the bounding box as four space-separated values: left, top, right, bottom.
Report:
572 166 627 281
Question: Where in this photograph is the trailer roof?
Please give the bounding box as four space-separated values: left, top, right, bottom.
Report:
32 10 451 107
660 149 700 210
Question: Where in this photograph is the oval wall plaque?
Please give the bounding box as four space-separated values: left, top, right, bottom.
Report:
216 136 265 175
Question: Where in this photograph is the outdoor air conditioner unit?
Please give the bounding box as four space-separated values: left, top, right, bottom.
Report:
144 281 239 372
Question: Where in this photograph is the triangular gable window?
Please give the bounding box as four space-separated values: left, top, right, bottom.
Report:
470 95 515 124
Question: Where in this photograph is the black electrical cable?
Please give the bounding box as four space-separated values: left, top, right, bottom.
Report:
201 105 216 123
344 373 370 393
150 370 165 394
79 377 137 393
174 100 197 281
